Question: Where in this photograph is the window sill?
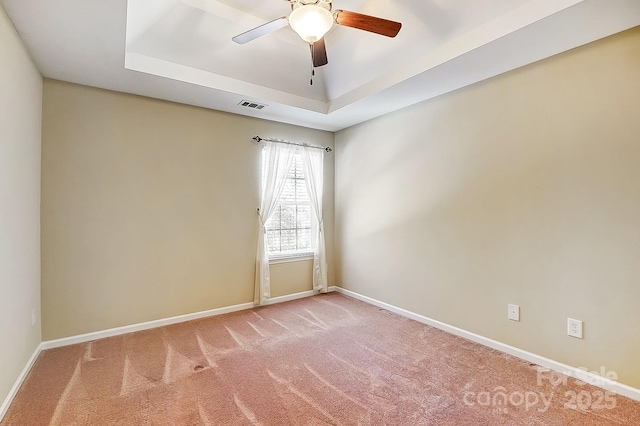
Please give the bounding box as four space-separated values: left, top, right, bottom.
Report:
269 253 314 264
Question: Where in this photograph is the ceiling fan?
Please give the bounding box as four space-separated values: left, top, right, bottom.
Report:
231 0 402 68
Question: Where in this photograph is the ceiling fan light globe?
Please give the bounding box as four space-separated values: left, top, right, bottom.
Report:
289 5 333 43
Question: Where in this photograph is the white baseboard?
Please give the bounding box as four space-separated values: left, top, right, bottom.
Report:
269 286 336 305
0 343 43 422
265 286 336 305
41 301 255 350
41 288 336 350
334 287 640 402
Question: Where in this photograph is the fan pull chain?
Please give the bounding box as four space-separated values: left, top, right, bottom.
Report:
310 67 315 86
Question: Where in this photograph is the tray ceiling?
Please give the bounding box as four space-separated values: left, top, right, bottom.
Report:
2 0 640 130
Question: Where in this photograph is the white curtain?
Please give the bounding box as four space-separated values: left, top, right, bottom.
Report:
254 142 297 305
301 146 328 293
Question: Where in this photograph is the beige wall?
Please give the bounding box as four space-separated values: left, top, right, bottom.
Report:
0 6 42 407
335 27 640 388
41 80 334 340
270 260 314 298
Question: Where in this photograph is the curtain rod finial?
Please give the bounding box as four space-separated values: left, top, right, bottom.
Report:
325 147 333 153
252 136 262 143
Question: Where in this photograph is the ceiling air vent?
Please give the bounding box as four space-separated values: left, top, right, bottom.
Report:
238 100 267 110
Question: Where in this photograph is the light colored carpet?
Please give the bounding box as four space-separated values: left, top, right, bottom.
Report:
2 293 639 425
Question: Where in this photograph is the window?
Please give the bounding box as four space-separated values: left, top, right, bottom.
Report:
262 149 316 260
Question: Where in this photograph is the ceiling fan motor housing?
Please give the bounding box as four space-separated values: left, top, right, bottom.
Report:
287 0 332 12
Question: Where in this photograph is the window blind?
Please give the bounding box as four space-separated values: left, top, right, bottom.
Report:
263 151 315 256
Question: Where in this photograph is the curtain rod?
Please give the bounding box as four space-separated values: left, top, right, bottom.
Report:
252 136 333 153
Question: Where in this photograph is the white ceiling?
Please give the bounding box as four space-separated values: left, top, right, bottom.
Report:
2 0 640 131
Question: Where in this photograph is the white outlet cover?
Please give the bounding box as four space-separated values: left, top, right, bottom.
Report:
568 318 583 339
508 304 520 321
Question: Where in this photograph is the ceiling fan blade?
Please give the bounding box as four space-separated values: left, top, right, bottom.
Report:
311 38 328 67
334 10 402 38
232 16 288 44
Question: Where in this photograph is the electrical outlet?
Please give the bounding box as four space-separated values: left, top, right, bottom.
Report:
31 309 37 327
508 304 520 321
567 318 583 339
